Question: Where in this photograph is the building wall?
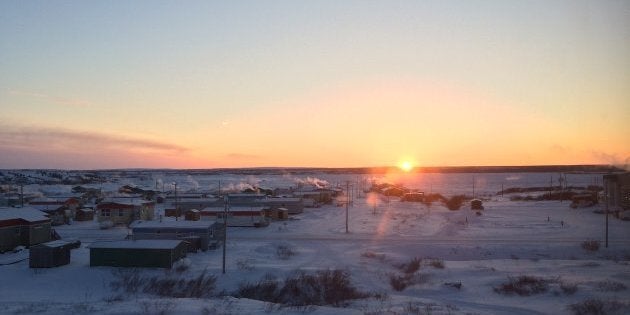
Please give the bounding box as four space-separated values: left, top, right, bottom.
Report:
90 245 186 268
0 225 21 252
132 227 212 251
98 205 155 225
25 222 51 246
604 173 630 212
0 221 50 252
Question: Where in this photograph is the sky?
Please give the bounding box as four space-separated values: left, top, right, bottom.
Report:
1 1 629 169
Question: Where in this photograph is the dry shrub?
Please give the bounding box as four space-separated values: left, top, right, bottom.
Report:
143 271 217 298
389 273 430 292
389 274 409 291
494 276 550 296
397 257 421 274
236 269 372 307
111 269 216 298
444 195 468 210
110 269 142 294
427 258 445 269
276 244 296 260
581 240 600 252
560 282 579 295
236 259 255 271
596 280 627 292
361 251 386 261
568 298 629 315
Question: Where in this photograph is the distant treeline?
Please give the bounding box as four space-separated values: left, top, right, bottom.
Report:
117 164 623 175
1 164 624 176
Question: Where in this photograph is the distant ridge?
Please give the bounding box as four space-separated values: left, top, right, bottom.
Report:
45 164 624 175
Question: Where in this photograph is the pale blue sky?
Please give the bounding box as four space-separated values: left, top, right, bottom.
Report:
0 1 628 168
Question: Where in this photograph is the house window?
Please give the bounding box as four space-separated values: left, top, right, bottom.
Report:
118 210 125 217
102 209 110 217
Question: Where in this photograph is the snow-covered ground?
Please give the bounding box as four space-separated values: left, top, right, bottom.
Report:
1 172 629 314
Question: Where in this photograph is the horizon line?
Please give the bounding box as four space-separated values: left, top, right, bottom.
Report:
1 164 626 173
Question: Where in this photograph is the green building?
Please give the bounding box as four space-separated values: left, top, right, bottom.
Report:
89 240 187 268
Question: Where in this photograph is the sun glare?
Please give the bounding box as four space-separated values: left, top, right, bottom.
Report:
399 161 413 172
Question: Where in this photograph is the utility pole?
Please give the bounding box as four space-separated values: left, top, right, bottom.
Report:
20 184 24 208
472 175 475 198
222 195 229 274
605 186 609 248
173 182 178 221
345 181 350 233
549 175 553 198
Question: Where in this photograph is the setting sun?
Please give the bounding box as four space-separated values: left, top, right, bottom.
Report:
399 161 413 172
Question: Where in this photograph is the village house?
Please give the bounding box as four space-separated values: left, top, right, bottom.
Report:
0 207 51 252
29 240 79 268
28 196 82 225
96 198 155 225
74 208 95 221
262 197 304 214
263 207 289 220
170 197 222 213
199 206 268 227
129 219 223 251
89 240 187 268
184 209 200 221
292 189 336 205
226 193 267 206
603 172 630 218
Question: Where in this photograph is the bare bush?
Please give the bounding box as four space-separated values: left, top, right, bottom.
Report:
236 269 372 307
361 251 386 261
422 193 447 207
444 195 468 210
596 280 627 292
560 282 578 295
494 276 550 296
276 245 296 260
143 271 216 298
403 302 436 315
389 272 430 292
140 300 175 315
237 280 279 302
568 298 629 315
110 269 142 294
111 270 216 298
175 263 189 273
236 259 255 271
389 274 409 291
397 257 421 274
581 240 600 252
427 258 445 269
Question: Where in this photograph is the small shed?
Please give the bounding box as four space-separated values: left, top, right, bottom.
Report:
164 208 179 217
90 240 187 268
184 209 200 221
470 199 484 210
75 208 94 221
29 240 75 268
264 207 289 220
401 192 425 202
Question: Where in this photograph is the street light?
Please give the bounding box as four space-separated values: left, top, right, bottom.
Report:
222 195 229 274
172 182 178 220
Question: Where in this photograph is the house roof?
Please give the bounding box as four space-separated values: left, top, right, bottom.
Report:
263 197 302 203
200 206 264 212
99 198 153 206
29 204 65 212
0 207 50 222
129 219 214 229
89 239 184 250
